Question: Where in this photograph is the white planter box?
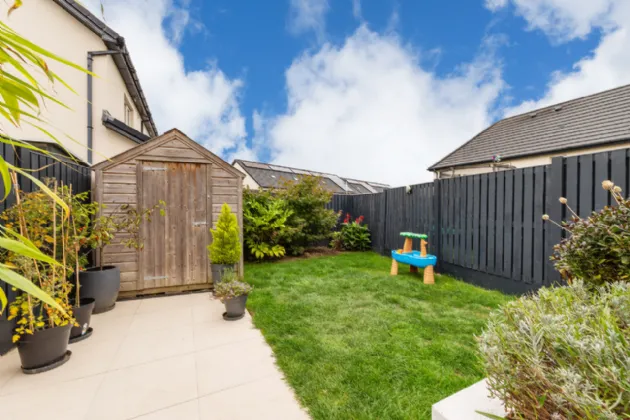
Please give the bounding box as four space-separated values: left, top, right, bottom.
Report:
432 379 507 420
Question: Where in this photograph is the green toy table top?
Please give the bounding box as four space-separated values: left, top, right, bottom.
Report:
400 232 428 239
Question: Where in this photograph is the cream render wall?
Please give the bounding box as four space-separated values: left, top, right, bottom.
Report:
435 140 630 178
1 1 143 163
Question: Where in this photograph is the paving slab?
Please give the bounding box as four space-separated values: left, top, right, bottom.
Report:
0 292 309 420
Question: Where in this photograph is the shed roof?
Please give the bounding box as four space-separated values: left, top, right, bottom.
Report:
53 0 158 137
233 159 389 194
93 128 244 179
429 83 630 170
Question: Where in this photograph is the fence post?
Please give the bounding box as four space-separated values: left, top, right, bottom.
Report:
433 179 442 272
545 157 564 285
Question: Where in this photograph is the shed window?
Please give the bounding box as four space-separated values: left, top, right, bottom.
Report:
124 96 134 127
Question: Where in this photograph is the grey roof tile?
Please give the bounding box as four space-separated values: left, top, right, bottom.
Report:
429 84 630 170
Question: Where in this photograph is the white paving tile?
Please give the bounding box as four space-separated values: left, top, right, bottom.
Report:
132 399 199 420
128 307 193 334
0 374 104 420
198 375 309 420
110 325 195 369
87 353 198 420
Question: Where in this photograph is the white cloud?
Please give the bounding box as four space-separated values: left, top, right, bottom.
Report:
257 27 505 186
351 0 362 20
484 0 508 12
494 0 630 115
86 0 249 157
288 0 330 39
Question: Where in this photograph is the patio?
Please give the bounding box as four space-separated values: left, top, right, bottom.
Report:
0 293 308 420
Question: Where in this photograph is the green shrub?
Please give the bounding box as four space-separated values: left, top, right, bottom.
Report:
331 213 371 251
208 203 241 264
479 281 630 420
242 188 294 260
545 180 630 285
214 268 252 301
278 176 338 256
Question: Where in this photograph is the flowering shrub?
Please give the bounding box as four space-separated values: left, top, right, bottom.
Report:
214 268 252 302
479 281 630 420
543 180 630 285
330 213 371 251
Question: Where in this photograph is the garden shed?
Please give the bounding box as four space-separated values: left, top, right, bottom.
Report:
92 128 244 297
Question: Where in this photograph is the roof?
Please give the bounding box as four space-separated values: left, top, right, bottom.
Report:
233 160 390 194
102 110 150 144
53 0 158 137
93 128 245 179
429 84 630 170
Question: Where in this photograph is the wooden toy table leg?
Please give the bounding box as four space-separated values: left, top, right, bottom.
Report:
390 259 399 275
403 238 413 253
410 265 418 273
423 265 435 285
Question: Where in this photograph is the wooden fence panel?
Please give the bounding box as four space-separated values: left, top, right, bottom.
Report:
328 147 630 294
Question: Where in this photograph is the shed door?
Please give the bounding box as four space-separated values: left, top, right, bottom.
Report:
140 161 210 291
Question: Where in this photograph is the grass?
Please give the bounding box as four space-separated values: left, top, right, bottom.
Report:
245 252 512 420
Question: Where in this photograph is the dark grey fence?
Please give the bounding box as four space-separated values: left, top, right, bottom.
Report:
329 148 630 294
0 144 91 354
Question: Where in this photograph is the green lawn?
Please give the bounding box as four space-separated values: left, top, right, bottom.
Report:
245 252 511 420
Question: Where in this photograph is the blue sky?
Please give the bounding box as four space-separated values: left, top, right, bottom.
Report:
91 0 630 185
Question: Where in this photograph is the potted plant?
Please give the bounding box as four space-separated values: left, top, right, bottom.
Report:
79 201 165 313
2 176 74 373
208 203 241 288
214 269 252 321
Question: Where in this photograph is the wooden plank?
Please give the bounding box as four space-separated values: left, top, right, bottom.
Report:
545 159 563 284
565 156 578 214
479 174 488 272
212 186 238 196
212 195 238 205
579 154 594 218
465 176 473 268
120 281 137 292
116 262 138 272
533 166 545 284
121 271 138 282
212 178 239 187
512 169 524 282
104 183 137 194
610 149 627 197
594 152 609 211
472 175 480 270
103 193 137 204
138 156 210 164
522 168 534 284
108 163 137 174
503 170 513 278
211 168 233 178
103 173 136 184
487 173 496 274
495 172 504 276
444 179 451 263
103 252 137 263
144 146 206 160
206 164 214 282
458 177 466 265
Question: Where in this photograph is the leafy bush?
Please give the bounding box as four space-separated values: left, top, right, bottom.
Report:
208 203 241 264
214 268 252 302
278 176 338 256
479 281 630 420
544 180 630 285
242 189 294 260
331 213 371 251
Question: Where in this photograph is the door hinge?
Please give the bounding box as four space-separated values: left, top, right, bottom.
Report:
143 167 166 171
193 221 208 226
144 276 168 281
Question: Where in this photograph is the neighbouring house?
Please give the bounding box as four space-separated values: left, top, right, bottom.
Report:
429 84 630 178
233 159 390 194
2 0 157 165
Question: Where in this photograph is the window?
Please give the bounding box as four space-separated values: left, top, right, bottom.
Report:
124 95 134 127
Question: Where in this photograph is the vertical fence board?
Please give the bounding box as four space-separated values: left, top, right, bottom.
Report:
479 174 488 272
522 168 534 284
487 173 496 273
512 169 524 282
533 166 545 284
545 157 564 285
611 149 627 198
566 156 579 212
503 171 513 279
465 176 473 268
495 172 504 276
579 154 594 217
472 175 480 270
594 152 609 211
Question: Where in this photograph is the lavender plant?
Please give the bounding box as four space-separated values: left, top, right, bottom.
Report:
479 281 630 420
543 180 630 285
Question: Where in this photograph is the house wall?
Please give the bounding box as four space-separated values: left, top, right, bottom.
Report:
233 162 260 189
434 140 630 178
1 1 144 163
95 132 244 296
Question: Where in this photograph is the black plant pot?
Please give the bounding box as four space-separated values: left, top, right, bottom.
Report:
18 324 72 374
79 266 121 314
69 298 95 343
211 264 237 289
223 294 248 321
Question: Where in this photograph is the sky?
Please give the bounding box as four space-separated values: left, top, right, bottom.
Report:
85 0 630 187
